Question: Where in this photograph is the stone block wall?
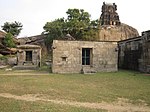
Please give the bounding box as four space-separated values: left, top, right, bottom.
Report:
118 30 150 73
118 37 142 70
52 40 118 73
139 31 150 73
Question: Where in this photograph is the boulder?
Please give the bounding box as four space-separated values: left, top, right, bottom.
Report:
7 56 17 66
0 54 3 57
98 23 139 41
18 35 48 55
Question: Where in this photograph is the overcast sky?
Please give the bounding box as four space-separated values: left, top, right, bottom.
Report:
0 0 150 37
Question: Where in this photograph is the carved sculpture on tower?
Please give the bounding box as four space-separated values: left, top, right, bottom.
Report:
100 2 121 26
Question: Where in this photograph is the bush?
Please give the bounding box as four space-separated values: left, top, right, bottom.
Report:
3 33 16 48
0 55 8 65
0 55 7 60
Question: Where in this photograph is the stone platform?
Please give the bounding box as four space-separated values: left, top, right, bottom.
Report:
13 65 38 70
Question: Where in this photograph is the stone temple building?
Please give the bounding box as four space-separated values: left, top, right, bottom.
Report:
118 30 150 73
100 2 120 26
51 2 139 74
13 44 41 69
52 40 118 74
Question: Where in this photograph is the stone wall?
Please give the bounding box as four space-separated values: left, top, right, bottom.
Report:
139 31 150 73
118 36 142 70
118 30 150 73
52 40 118 73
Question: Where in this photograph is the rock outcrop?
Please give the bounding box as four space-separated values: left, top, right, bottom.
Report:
0 31 17 55
18 34 76 56
98 23 139 41
18 35 48 55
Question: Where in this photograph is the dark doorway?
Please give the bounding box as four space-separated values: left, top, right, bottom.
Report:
82 48 92 65
26 51 32 61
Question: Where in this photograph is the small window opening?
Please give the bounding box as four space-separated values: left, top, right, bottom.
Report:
62 57 67 61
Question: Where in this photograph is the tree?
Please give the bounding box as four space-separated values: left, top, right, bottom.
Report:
3 33 16 48
43 8 99 42
43 18 65 51
65 9 91 39
1 21 23 37
43 18 65 41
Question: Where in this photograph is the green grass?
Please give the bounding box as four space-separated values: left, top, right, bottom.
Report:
0 97 105 112
0 70 150 111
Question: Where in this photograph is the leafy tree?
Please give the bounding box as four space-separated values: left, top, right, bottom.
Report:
3 33 16 48
1 21 23 36
43 18 66 51
43 8 99 43
66 9 91 39
43 18 65 42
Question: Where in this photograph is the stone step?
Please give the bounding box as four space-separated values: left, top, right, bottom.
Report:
0 65 8 69
13 65 38 70
81 67 97 74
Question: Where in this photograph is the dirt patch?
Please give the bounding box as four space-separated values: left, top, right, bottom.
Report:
144 74 150 76
0 70 49 75
0 93 150 112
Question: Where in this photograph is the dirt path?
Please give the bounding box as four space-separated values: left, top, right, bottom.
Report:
0 70 49 75
0 93 150 112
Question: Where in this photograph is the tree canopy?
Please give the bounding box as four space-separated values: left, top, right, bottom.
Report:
3 33 16 48
1 21 23 37
43 9 99 43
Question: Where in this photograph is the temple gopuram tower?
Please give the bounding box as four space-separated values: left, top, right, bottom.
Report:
100 2 120 26
99 2 139 41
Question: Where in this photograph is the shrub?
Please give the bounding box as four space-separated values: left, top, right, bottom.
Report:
3 33 16 48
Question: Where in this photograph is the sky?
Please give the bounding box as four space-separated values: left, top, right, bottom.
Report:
0 0 150 37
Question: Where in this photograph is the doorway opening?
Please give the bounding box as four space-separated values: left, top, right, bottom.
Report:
26 51 32 62
82 48 92 65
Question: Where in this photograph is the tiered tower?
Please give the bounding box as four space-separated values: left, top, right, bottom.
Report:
100 2 120 26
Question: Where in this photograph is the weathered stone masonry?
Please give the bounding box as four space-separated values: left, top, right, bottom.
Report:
52 40 118 73
118 30 150 73
15 44 41 69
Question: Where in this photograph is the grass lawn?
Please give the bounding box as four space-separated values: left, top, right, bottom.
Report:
0 69 150 111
